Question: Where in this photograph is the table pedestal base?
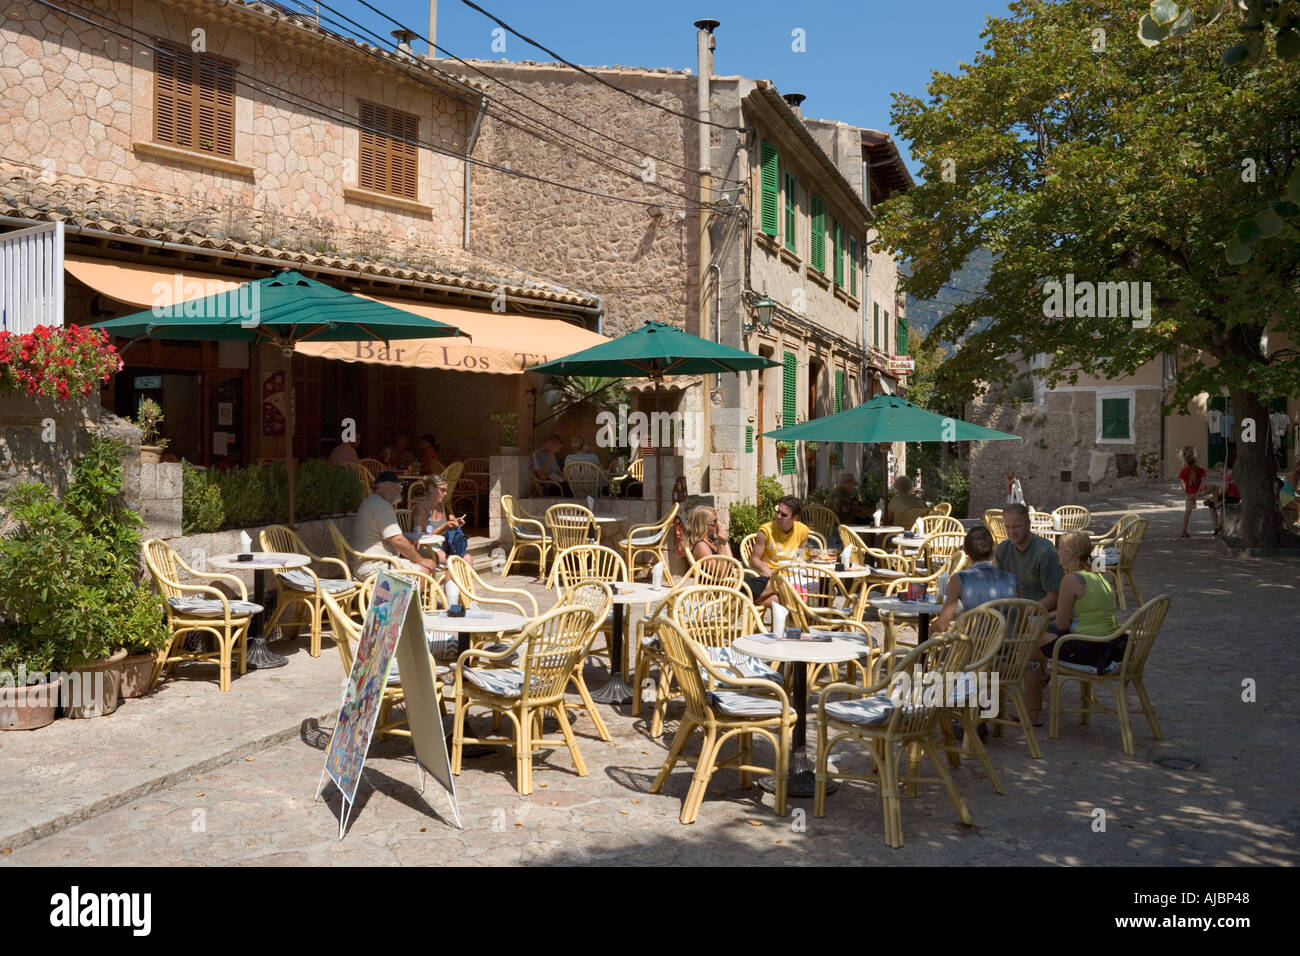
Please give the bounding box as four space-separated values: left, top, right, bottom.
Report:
758 748 836 798
591 674 634 705
245 637 288 669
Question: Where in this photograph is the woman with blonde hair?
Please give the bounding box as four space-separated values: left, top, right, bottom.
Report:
689 505 776 607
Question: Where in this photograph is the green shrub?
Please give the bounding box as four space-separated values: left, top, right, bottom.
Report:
182 463 224 534
807 486 831 505
756 474 783 524
858 471 884 510
214 465 268 529
938 461 971 519
727 501 761 543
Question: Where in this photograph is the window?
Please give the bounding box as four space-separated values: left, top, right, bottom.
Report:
783 170 797 253
833 220 844 288
154 41 235 157
873 302 880 348
849 237 858 297
759 142 780 237
896 315 908 355
781 351 798 474
359 101 420 200
1096 389 1134 443
810 195 826 273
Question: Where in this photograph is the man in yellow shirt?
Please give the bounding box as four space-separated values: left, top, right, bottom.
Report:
751 495 811 574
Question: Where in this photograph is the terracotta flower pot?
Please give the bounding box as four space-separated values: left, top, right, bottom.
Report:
118 651 157 699
64 648 127 719
0 677 64 731
140 445 164 464
499 446 520 456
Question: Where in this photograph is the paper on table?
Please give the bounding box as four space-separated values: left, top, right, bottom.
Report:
586 495 595 512
445 580 460 608
238 531 252 554
873 508 883 526
651 562 664 589
771 602 788 637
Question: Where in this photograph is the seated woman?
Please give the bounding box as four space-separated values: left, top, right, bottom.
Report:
687 505 776 608
1203 455 1239 535
410 474 467 568
1021 530 1121 726
933 526 1018 633
1281 463 1300 527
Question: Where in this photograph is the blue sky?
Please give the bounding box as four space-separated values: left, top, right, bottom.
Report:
314 0 1018 177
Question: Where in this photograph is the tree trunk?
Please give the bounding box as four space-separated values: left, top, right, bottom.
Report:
1231 387 1290 549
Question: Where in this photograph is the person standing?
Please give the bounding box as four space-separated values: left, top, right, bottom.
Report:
1178 448 1208 537
994 503 1063 612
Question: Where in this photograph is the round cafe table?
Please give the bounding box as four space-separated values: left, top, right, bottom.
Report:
868 596 945 654
423 608 527 657
733 633 871 798
591 581 671 705
208 552 310 668
843 525 905 539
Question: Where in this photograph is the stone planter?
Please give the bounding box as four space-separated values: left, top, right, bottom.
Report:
118 651 157 699
499 445 520 456
0 677 64 731
140 445 164 464
64 648 127 719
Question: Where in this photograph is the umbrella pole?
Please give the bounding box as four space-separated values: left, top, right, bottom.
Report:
655 379 663 516
287 361 296 529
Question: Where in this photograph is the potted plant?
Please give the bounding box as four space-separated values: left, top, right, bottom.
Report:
491 411 520 455
115 586 170 699
132 397 168 464
774 439 791 459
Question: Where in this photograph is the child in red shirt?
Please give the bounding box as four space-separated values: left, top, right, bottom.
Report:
1179 449 1207 537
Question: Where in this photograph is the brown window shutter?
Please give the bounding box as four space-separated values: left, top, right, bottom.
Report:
154 41 234 157
358 100 419 200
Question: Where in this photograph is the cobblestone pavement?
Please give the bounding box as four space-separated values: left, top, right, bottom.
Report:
3 496 1297 865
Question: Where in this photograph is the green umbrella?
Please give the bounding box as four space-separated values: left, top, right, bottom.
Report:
763 394 1021 516
529 320 778 511
92 270 462 526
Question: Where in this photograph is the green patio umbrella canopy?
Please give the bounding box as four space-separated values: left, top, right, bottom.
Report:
92 270 462 525
763 394 1021 514
529 320 778 511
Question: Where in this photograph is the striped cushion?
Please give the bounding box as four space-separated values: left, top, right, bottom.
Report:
704 646 783 684
1055 659 1122 676
621 532 666 547
705 690 783 718
277 569 357 593
513 527 544 540
427 632 459 661
167 597 263 618
824 694 898 725
463 666 527 697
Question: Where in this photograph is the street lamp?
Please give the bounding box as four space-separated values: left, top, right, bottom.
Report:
744 295 776 335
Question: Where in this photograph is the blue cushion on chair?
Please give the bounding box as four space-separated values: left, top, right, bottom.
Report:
705 690 783 718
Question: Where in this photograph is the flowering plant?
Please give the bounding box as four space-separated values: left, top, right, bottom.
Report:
0 325 122 401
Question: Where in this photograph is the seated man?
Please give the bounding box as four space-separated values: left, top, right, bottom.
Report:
380 434 416 471
566 436 601 466
530 434 568 495
827 473 869 525
350 471 438 579
934 526 1019 632
747 496 810 609
886 474 926 525
994 503 1063 612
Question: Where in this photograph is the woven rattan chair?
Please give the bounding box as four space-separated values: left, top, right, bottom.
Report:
1097 518 1147 609
815 633 976 847
1090 512 1141 548
983 509 1006 546
1029 510 1053 533
452 604 597 794
864 549 971 654
650 619 795 824
897 505 930 531
621 503 680 583
915 530 965 575
739 533 757 567
610 457 644 497
931 501 953 517
932 606 1007 794
393 508 414 534
683 552 746 589
343 461 374 495
917 515 964 537
445 555 538 618
544 503 597 587
358 457 385 478
453 457 489 526
772 566 871 686
328 520 403 577
259 525 361 658
1048 594 1172 755
405 479 428 511
1052 505 1090 530
501 495 549 578
143 538 260 693
563 460 605 500
553 580 615 741
549 544 624 666
978 598 1051 759
802 502 840 542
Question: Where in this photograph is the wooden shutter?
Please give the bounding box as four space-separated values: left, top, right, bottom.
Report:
781 351 797 475
873 302 880 348
783 171 797 252
745 426 754 454
810 195 825 274
849 237 858 297
897 315 908 355
1101 398 1129 440
291 355 322 462
833 369 845 461
154 41 234 157
759 143 780 237
359 101 419 200
833 220 844 288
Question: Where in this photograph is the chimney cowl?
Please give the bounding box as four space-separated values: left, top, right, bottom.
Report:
783 93 807 109
694 18 720 33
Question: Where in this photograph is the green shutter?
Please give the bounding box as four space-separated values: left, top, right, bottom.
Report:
833 221 843 287
896 315 908 355
760 143 779 237
873 302 880 348
810 195 825 273
745 425 754 453
833 369 844 461
849 237 858 297
1101 398 1129 440
783 171 797 253
781 351 797 474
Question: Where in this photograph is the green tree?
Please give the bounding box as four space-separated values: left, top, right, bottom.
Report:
875 0 1300 547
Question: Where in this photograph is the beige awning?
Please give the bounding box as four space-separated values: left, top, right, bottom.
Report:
66 256 244 307
295 296 608 375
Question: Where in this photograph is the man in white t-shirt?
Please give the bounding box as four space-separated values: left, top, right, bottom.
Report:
350 471 437 579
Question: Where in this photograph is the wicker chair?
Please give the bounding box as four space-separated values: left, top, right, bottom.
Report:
259 525 361 658
1052 505 1091 530
802 502 840 542
1097 518 1147 609
621 503 679 583
865 549 970 654
143 538 260 693
1029 510 1053 533
931 501 953 517
918 515 964 537
1048 594 1172 755
501 495 549 579
897 506 930 531
610 457 644 497
649 619 795 824
393 508 414 534
915 530 966 576
932 606 1007 794
1090 512 1141 547
553 580 615 741
328 520 403 578
683 552 746 589
405 479 428 511
549 544 624 667
563 460 605 499
983 510 1006 546
445 555 539 618
739 533 757 568
358 457 385 479
771 566 870 686
979 598 1051 759
451 604 597 794
544 503 598 587
454 456 489 527
343 462 374 495
815 633 976 847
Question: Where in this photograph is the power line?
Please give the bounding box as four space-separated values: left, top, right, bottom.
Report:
455 0 747 132
30 0 708 212
342 0 745 185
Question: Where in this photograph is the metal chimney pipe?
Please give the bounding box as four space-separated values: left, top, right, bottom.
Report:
391 28 418 57
783 92 806 116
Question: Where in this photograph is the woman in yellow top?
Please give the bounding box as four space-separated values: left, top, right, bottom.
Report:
1021 530 1121 725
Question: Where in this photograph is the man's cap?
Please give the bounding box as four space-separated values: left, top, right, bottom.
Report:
376 471 402 484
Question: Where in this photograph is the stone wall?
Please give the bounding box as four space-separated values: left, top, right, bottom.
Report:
138 461 181 539
966 390 1164 516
